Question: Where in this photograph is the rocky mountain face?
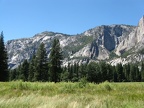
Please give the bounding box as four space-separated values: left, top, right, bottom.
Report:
115 16 144 55
6 16 144 69
112 16 144 65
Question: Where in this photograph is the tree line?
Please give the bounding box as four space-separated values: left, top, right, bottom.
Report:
1 32 144 83
9 58 144 83
61 61 144 83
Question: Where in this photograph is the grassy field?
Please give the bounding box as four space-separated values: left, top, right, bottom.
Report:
0 81 144 108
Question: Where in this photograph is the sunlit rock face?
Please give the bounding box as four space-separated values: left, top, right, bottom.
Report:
6 16 144 68
115 16 144 55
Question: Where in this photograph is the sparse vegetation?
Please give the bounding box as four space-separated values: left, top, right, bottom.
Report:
63 35 93 57
121 49 134 58
109 51 119 59
0 81 144 108
138 48 144 54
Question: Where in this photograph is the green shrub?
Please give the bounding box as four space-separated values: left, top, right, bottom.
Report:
101 81 112 91
78 77 88 88
104 84 112 91
11 81 29 90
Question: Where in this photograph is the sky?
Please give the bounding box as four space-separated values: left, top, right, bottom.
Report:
0 0 144 41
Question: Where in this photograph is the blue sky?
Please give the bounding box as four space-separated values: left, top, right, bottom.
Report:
0 0 144 41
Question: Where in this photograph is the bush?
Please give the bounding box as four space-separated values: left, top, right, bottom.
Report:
11 81 29 90
101 81 112 91
78 77 88 88
104 84 112 91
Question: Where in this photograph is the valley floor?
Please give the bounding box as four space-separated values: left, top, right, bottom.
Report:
0 81 144 108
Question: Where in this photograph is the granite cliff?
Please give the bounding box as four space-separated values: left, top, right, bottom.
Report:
6 16 144 68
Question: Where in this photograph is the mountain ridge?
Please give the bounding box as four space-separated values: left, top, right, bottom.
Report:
6 16 144 69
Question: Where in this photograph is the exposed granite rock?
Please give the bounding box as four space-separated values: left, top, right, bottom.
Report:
6 16 144 68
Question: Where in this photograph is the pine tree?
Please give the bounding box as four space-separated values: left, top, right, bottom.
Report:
87 62 100 83
135 64 141 81
113 66 118 82
130 64 136 82
0 32 9 81
68 63 73 81
106 64 113 82
17 64 22 80
61 66 69 81
9 69 17 81
99 62 107 82
19 60 29 81
70 64 75 81
49 39 62 83
116 63 124 82
28 54 36 81
78 64 87 79
76 63 79 80
123 64 130 81
141 62 144 81
34 43 48 81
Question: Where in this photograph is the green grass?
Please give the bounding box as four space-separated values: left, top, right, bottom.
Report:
0 81 144 108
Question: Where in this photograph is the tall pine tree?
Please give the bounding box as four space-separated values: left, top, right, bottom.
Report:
19 60 29 81
28 54 36 81
141 62 144 81
87 62 100 83
34 43 48 81
49 39 62 83
0 32 8 81
116 63 124 82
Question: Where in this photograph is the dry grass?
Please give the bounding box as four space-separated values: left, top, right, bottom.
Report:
0 81 144 108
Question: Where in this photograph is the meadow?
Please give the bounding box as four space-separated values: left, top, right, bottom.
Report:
0 81 144 108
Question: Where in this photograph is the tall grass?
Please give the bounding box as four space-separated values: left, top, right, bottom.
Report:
0 81 144 108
